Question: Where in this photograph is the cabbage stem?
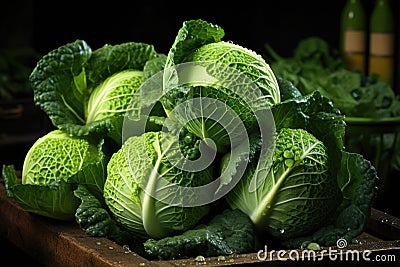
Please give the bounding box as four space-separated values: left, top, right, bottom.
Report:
250 166 292 226
141 134 170 239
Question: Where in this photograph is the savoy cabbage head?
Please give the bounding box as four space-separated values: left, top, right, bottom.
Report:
223 90 378 248
22 130 102 184
226 127 341 239
86 70 143 123
29 40 163 145
159 19 280 153
2 130 107 220
103 130 214 240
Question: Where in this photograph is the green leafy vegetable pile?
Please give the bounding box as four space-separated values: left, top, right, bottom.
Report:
1 19 379 261
265 36 400 118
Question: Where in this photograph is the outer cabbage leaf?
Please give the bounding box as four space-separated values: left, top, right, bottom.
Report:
161 83 259 152
272 91 346 176
164 19 225 69
2 165 80 220
30 40 91 128
142 54 167 82
73 185 144 249
164 19 279 105
85 42 158 88
143 209 255 260
276 76 302 101
335 152 378 231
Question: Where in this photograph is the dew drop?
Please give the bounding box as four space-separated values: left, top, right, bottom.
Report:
194 255 206 262
381 218 389 223
217 256 226 261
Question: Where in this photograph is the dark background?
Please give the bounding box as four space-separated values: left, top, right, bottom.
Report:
2 0 400 87
1 1 397 58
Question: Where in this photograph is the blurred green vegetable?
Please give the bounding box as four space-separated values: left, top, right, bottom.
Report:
265 36 400 118
0 47 41 100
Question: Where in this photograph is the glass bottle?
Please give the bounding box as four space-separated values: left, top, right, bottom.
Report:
368 0 395 87
340 0 367 73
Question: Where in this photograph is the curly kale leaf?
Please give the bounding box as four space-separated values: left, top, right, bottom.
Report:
292 36 343 71
143 209 255 260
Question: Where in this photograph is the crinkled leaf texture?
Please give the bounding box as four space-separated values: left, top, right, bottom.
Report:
73 184 143 252
2 159 107 221
223 90 378 248
282 151 378 248
273 92 379 248
165 19 279 105
273 92 377 247
226 127 341 239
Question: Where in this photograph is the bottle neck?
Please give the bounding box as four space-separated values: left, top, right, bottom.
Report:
370 0 394 32
342 0 366 29
375 0 388 7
